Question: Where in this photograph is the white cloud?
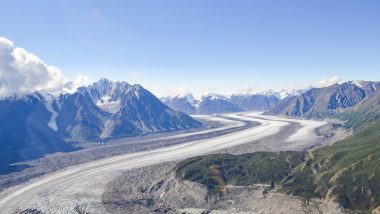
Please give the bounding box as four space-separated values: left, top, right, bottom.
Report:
63 74 90 94
238 86 255 95
0 37 89 98
318 76 344 88
165 86 191 98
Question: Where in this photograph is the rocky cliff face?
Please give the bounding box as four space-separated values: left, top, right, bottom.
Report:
268 81 380 119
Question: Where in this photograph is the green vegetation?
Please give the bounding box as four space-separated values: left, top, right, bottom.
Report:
338 93 380 131
282 121 380 212
175 151 305 194
339 110 380 130
176 121 380 212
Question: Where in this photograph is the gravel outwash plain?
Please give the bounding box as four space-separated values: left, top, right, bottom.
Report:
0 112 347 213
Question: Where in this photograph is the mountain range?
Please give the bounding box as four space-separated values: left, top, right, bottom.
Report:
172 80 380 213
162 81 380 126
2 78 379 170
268 81 380 120
162 93 282 115
0 78 201 166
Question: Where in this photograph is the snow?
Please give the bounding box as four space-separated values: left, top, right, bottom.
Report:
351 80 363 88
134 89 140 98
161 93 199 107
133 85 141 98
43 94 59 131
179 93 198 105
2 90 60 131
95 96 121 114
318 76 344 87
231 87 306 100
202 93 225 101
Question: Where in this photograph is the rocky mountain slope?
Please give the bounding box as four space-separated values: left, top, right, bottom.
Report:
338 88 380 130
228 94 280 111
0 79 201 168
0 93 76 171
268 81 380 119
281 120 380 212
196 94 242 114
162 93 281 114
161 93 197 115
57 78 202 141
162 94 242 115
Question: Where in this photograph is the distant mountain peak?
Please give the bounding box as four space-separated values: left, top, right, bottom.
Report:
268 80 380 118
233 87 306 100
201 93 226 101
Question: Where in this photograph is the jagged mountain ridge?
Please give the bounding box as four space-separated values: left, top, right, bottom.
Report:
197 94 242 114
162 93 281 114
54 78 202 141
0 93 75 168
162 81 380 119
228 94 280 111
268 81 380 119
338 84 380 129
161 94 198 115
0 79 202 166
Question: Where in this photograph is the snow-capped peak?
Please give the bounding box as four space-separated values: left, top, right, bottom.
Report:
162 87 200 106
80 78 131 103
350 80 364 88
201 93 226 101
177 93 197 105
233 86 306 100
96 95 121 114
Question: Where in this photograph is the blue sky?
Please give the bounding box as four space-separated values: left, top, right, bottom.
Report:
1 0 379 96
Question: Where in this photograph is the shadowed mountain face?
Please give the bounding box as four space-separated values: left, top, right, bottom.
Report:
0 79 202 168
162 94 242 115
228 94 280 111
162 94 280 115
197 95 242 114
339 88 380 130
161 95 197 115
55 79 202 141
0 93 76 171
269 81 380 119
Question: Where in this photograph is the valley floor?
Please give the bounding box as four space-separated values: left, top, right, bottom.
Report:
0 112 349 213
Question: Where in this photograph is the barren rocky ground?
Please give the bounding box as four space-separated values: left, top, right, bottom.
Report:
100 114 349 214
102 162 344 214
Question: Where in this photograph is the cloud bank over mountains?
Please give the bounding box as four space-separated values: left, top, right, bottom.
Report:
0 36 348 99
165 76 345 99
0 37 88 98
318 76 344 88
